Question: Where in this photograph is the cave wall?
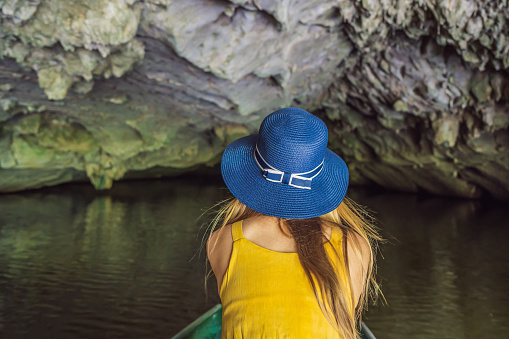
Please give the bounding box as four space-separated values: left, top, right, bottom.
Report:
0 0 508 199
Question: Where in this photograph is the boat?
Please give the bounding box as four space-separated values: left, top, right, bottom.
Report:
172 304 376 339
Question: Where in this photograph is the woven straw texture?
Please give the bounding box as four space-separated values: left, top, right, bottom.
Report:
221 108 349 219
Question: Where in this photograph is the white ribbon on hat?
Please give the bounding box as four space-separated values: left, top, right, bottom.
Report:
254 145 324 190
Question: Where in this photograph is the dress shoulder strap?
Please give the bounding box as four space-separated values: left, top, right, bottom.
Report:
231 220 244 241
329 227 347 258
330 226 342 246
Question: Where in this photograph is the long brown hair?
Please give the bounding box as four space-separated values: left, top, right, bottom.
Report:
205 196 382 339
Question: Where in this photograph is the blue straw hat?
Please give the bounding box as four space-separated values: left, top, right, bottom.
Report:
221 107 349 219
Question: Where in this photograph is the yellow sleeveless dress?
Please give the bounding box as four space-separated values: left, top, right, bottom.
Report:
220 220 353 338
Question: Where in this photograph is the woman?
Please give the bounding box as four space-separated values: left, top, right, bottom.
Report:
206 107 381 339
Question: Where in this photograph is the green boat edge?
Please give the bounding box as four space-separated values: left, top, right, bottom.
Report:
172 304 376 339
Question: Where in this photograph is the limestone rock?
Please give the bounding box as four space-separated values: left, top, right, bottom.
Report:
1 0 144 99
321 36 509 199
0 0 508 199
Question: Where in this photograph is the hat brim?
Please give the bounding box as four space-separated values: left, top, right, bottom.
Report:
221 134 349 219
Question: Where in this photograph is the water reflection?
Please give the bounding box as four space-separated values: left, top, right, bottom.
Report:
0 179 225 338
0 180 507 338
350 191 509 339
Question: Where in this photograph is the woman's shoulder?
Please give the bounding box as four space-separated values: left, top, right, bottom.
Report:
342 228 371 263
343 228 371 306
207 224 235 294
207 223 233 258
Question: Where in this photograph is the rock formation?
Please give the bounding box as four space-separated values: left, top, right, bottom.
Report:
1 0 508 199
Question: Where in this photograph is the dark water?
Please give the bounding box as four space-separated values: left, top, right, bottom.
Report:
349 191 509 339
0 178 507 339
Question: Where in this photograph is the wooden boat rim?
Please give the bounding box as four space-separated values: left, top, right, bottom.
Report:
171 304 222 339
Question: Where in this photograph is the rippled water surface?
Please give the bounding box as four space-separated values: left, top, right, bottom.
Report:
0 178 507 339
